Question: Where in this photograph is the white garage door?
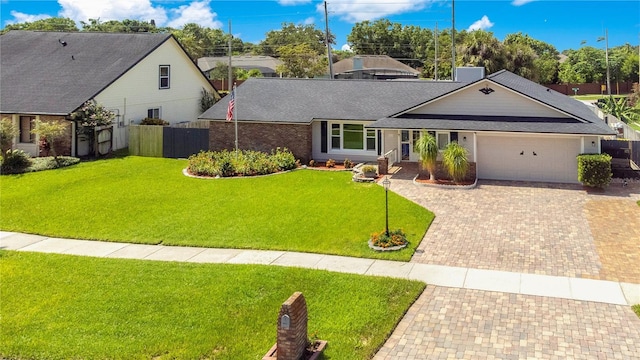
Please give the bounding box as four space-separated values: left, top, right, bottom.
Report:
477 135 581 183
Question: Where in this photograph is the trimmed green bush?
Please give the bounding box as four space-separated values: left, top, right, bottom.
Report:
187 148 297 177
140 117 169 126
577 153 612 188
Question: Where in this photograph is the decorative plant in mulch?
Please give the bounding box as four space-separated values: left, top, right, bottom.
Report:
370 229 407 248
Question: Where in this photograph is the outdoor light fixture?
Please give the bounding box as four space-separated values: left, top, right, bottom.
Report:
592 141 596 147
383 176 391 236
463 136 467 141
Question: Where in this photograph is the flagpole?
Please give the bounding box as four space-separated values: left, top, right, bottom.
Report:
233 83 238 156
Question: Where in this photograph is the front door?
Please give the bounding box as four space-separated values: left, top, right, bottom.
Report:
400 130 421 161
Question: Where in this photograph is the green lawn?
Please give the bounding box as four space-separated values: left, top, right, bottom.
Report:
572 94 626 101
0 251 425 359
0 156 433 261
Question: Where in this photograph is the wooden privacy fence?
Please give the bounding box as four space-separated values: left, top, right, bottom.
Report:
129 124 210 158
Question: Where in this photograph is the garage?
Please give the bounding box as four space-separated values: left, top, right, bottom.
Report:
476 134 582 183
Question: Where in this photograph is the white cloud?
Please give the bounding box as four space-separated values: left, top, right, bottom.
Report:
278 0 311 5
341 44 352 52
467 15 494 31
511 0 536 6
301 17 315 25
58 0 168 25
318 0 432 23
167 0 222 29
4 11 51 25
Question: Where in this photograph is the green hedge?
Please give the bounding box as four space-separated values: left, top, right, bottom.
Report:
188 148 297 177
577 153 612 188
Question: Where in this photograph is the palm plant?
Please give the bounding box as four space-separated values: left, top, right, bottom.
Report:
414 131 438 180
442 141 469 183
597 97 640 125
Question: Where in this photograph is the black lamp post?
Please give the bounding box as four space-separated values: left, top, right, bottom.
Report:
383 176 390 236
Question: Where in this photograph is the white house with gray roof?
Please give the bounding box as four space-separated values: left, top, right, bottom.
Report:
1 30 217 157
200 69 615 183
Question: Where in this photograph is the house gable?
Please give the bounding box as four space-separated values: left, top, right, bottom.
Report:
95 37 215 125
405 79 573 120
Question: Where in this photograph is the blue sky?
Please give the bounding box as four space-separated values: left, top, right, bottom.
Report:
1 0 638 52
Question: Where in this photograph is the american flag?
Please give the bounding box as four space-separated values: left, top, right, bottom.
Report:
226 87 235 122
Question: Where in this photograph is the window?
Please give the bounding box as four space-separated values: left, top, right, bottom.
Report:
159 65 170 89
329 123 376 152
437 132 450 150
147 108 161 119
19 116 35 143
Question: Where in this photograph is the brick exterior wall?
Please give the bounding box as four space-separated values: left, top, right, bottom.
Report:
209 121 312 163
277 292 308 360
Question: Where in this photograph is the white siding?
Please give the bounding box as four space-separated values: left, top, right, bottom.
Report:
409 80 568 118
95 38 214 150
458 131 474 160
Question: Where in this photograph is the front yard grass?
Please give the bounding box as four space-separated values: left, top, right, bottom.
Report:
0 251 425 359
0 156 433 261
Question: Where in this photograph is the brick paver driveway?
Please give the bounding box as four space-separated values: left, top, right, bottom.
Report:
376 165 640 359
389 164 640 280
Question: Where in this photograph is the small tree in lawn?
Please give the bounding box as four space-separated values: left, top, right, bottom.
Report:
442 141 469 183
414 131 438 180
31 119 68 166
0 117 19 154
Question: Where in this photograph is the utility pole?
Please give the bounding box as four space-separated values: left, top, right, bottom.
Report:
605 29 611 97
434 22 438 81
228 20 233 93
324 1 334 79
451 0 456 81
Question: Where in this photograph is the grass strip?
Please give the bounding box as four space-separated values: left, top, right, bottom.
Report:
0 251 425 359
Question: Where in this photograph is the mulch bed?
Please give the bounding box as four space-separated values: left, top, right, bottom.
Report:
414 175 475 186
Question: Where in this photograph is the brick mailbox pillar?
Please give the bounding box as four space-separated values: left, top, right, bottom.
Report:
276 292 308 360
377 156 389 175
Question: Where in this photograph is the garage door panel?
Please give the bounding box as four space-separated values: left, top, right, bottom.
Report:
477 135 580 183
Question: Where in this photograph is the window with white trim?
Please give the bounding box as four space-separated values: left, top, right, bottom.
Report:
159 65 170 89
19 116 35 143
147 108 161 119
329 123 376 151
437 132 450 150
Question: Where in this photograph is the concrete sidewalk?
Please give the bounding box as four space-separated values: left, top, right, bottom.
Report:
2 231 638 306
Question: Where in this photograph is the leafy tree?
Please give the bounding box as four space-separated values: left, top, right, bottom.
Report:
30 119 69 165
503 42 537 81
200 88 217 113
80 18 166 33
0 17 78 34
414 131 438 180
259 23 333 57
558 47 606 83
172 23 231 60
276 44 328 78
246 69 264 78
442 141 469 183
503 32 559 83
457 30 504 74
0 118 19 154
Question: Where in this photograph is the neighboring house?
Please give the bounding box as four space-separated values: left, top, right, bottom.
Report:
198 55 282 78
199 69 615 184
332 55 420 80
0 30 217 157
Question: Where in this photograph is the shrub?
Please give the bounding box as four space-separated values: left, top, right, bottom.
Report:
271 147 297 171
140 117 169 126
1 149 31 174
309 159 316 167
326 159 336 168
343 158 353 169
1 117 19 153
187 148 297 177
577 154 612 188
361 164 377 174
370 229 407 248
442 141 469 182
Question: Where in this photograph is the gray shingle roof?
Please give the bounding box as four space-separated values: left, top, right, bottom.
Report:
199 77 465 123
200 70 616 136
333 55 420 75
0 31 172 115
